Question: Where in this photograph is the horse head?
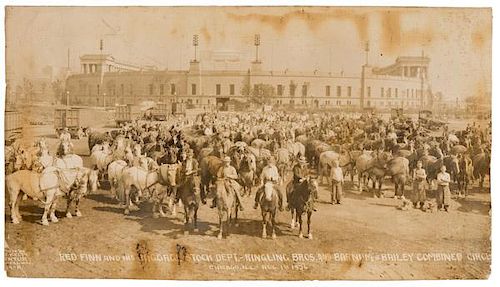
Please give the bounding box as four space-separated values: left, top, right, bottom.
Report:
13 149 26 171
263 182 276 202
307 177 319 201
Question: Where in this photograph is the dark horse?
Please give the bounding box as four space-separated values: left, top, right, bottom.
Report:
238 153 256 197
178 175 202 234
289 177 319 239
260 182 279 239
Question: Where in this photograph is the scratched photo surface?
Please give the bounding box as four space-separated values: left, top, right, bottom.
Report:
4 7 491 279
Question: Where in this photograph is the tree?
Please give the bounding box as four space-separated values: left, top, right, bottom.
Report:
241 83 275 105
22 78 34 101
51 79 64 104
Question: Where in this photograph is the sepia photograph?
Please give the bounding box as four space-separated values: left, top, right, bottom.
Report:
3 5 492 280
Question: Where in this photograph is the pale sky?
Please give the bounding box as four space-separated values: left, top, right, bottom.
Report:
5 6 491 100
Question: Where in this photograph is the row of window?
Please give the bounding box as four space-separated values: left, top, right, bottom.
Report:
82 83 421 100
149 83 176 96
190 84 236 96
365 86 421 99
366 100 421 107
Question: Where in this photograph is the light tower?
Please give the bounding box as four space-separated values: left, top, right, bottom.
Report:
364 41 369 66
254 34 261 63
193 34 199 62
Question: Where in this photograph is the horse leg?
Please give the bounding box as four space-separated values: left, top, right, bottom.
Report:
217 211 223 239
124 186 130 215
378 178 384 198
298 211 304 238
271 211 277 239
66 197 74 218
183 206 190 235
290 209 295 229
50 199 59 223
307 212 313 240
193 207 199 232
159 191 168 218
152 199 159 218
42 189 56 226
10 188 21 224
262 212 268 239
14 191 24 223
233 200 239 227
170 187 177 216
75 198 82 217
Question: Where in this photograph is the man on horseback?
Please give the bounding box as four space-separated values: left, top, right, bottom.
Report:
178 149 200 203
287 156 315 211
254 156 283 211
213 156 244 211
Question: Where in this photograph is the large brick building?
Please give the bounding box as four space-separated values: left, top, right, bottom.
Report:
66 53 432 111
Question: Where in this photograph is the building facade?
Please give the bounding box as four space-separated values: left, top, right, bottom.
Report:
66 53 432 110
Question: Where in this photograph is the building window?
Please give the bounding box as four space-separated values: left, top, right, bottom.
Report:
367 86 371 97
347 86 352 97
395 88 398 98
160 84 164 95
149 84 154 95
337 86 341 97
191 84 197 95
171 83 176 95
325 85 331 97
196 99 199 104
277 85 283 96
387 88 392 98
290 99 295 104
381 87 384 98
289 83 296 97
367 100 371 106
216 84 221 95
302 85 308 97
120 84 124 95
129 84 133 96
230 84 235 95
97 84 100 95
336 100 341 106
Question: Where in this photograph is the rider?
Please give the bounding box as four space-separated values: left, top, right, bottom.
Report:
287 156 313 211
59 127 73 148
254 156 283 211
212 156 244 211
178 149 200 203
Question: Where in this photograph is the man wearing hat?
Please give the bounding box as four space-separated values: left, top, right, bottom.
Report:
178 148 199 190
59 127 73 147
287 156 310 210
254 156 283 211
214 156 244 211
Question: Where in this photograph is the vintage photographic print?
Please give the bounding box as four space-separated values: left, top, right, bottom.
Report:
4 6 491 280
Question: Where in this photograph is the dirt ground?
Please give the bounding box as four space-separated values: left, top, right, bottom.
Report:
4 122 491 280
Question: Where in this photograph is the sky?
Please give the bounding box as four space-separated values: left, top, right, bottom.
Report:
5 6 492 100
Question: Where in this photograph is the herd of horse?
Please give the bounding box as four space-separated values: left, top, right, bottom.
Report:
4 111 491 240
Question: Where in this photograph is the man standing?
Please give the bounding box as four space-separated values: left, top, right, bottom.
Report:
254 157 283 211
436 165 451 212
412 161 427 209
214 156 244 211
330 159 344 204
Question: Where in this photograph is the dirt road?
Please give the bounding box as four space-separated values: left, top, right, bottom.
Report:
5 127 491 280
